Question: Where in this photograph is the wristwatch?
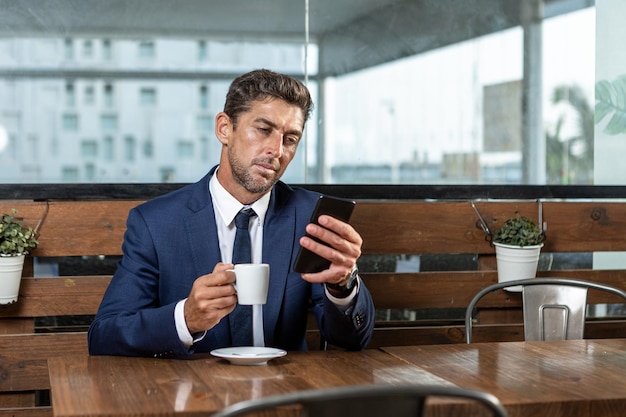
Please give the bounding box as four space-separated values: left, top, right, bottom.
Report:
326 265 358 293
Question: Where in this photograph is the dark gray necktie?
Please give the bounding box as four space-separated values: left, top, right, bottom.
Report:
229 208 255 346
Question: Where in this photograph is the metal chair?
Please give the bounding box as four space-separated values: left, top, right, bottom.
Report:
211 384 508 417
465 277 626 343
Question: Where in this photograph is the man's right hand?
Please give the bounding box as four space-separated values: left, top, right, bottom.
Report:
184 262 237 334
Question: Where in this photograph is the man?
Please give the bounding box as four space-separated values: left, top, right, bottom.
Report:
88 69 375 358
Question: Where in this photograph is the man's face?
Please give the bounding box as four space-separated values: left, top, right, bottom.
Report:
217 98 305 202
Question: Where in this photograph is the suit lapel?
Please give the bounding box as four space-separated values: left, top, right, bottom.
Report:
185 206 222 276
183 176 231 347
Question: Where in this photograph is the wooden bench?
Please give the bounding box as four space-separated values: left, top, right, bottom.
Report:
2 195 626 415
354 200 626 347
0 200 137 417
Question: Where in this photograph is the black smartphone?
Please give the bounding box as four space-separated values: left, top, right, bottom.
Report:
293 195 356 273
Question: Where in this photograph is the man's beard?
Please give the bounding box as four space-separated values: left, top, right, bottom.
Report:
229 151 279 194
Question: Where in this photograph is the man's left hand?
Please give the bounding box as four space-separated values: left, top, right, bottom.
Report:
298 214 362 284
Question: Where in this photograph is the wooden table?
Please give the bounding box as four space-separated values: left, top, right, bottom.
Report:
382 339 626 417
48 349 450 417
49 340 626 417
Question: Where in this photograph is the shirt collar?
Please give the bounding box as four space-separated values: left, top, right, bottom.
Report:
209 168 271 227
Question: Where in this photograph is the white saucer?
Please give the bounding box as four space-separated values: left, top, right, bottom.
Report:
210 346 287 366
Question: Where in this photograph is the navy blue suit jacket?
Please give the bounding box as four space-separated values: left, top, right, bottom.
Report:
88 169 375 357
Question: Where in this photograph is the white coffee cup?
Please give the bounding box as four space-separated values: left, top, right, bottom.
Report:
230 263 270 305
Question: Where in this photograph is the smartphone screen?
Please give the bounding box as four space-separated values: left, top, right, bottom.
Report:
293 195 356 273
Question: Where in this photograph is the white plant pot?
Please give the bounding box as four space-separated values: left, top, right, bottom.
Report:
493 242 543 292
0 254 26 304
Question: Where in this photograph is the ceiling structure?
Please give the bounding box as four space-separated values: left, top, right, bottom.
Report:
0 0 594 77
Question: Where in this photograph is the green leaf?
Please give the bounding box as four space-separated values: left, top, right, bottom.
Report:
493 212 545 246
595 102 613 123
596 80 613 103
0 209 38 255
594 75 626 135
615 75 626 109
605 110 626 135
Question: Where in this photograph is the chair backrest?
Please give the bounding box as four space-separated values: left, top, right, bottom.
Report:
210 384 508 417
465 277 626 343
522 283 588 341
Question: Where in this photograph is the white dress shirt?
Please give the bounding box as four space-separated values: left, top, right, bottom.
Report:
175 170 356 348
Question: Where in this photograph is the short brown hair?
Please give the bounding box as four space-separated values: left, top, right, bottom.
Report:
223 69 314 127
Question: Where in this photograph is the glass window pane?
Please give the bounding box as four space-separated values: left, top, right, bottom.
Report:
140 88 156 106
85 163 96 180
138 41 155 58
143 139 154 157
62 166 79 181
0 2 599 185
198 40 208 61
104 84 114 108
199 85 209 109
81 140 98 157
160 167 175 182
64 38 73 60
62 114 78 131
198 115 213 132
102 39 112 60
83 40 93 58
544 8 595 185
66 83 75 107
124 136 136 161
103 136 114 161
84 85 95 105
177 141 194 158
100 114 118 131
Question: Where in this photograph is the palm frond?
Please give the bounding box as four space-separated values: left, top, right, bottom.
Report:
595 75 626 135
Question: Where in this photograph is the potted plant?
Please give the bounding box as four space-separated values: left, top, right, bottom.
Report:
492 212 545 291
0 209 39 304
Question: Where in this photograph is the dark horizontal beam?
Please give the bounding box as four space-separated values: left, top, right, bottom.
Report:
306 185 626 200
1 184 626 201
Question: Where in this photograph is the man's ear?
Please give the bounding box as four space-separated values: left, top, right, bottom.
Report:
215 112 232 145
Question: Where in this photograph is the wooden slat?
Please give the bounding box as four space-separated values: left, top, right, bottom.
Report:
469 320 626 344
0 406 51 417
0 277 111 318
0 319 34 334
364 320 626 348
361 269 626 310
353 201 489 254
2 270 622 321
0 394 36 411
352 201 626 254
5 200 626 257
0 201 141 257
362 271 494 310
0 333 88 392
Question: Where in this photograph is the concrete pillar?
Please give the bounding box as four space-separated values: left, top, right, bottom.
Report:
521 0 546 184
